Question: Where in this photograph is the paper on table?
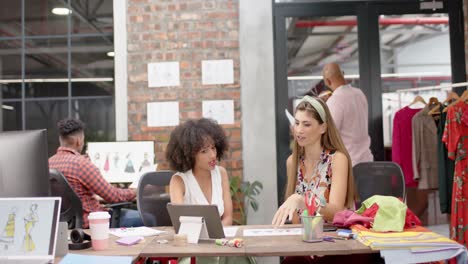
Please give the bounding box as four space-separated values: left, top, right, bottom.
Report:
128 164 158 189
243 228 302 237
61 254 133 264
223 226 239 237
110 226 166 238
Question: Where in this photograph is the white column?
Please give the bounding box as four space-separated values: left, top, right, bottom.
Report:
113 0 128 140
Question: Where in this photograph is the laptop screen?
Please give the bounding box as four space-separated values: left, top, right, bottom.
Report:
0 197 61 258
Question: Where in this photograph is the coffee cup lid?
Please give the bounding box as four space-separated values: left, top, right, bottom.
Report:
88 211 111 220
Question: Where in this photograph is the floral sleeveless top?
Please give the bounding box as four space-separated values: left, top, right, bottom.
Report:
295 149 335 207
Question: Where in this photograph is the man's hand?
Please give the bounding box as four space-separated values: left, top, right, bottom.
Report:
272 193 305 227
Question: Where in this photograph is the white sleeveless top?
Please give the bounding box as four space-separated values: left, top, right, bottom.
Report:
174 166 224 216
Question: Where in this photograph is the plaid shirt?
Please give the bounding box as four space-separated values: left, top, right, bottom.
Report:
49 147 136 228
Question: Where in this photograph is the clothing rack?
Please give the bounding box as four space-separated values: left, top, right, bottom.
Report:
395 81 468 108
395 81 468 93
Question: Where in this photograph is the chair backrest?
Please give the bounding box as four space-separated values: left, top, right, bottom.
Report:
137 170 173 227
352 161 405 208
49 169 84 229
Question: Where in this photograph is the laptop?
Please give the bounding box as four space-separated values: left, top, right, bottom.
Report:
0 197 61 264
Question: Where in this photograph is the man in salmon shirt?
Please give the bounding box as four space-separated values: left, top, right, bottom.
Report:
322 63 374 166
49 118 143 228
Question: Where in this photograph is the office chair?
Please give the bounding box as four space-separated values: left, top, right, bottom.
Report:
49 169 130 228
352 162 406 208
137 170 173 227
49 169 85 229
136 170 184 264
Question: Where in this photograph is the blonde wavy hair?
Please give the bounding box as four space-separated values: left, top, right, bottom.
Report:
284 98 356 209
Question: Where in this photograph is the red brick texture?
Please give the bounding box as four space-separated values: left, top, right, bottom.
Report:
126 0 242 179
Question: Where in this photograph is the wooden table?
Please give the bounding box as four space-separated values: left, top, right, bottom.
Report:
54 228 160 263
139 225 375 258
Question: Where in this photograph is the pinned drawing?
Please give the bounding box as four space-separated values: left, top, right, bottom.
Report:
124 153 135 173
103 153 110 172
139 152 152 172
93 153 101 168
23 204 38 252
113 152 120 169
0 207 17 250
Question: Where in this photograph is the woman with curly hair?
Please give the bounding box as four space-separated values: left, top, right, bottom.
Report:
166 118 254 264
166 118 233 226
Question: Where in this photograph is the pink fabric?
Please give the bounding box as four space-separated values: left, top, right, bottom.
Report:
332 209 373 228
392 106 421 187
326 85 373 166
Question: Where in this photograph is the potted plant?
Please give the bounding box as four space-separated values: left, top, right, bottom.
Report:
229 176 263 225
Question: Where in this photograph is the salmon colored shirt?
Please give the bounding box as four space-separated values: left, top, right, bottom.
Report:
326 84 373 166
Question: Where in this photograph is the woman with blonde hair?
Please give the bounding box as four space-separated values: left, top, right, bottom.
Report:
272 95 356 226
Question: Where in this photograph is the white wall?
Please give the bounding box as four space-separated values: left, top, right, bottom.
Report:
396 34 451 75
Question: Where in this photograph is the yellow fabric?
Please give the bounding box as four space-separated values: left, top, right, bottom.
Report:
355 230 458 250
356 195 407 232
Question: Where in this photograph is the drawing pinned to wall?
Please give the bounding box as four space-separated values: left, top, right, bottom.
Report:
23 204 38 252
0 207 16 250
202 59 234 85
147 101 180 127
147 61 180 88
202 100 234 125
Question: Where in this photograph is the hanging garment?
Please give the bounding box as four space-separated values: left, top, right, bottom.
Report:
437 108 455 214
411 104 439 190
392 106 421 187
443 100 468 246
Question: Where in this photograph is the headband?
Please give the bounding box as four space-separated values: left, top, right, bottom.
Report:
299 96 327 122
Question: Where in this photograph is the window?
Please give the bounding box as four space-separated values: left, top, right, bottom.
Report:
0 0 115 156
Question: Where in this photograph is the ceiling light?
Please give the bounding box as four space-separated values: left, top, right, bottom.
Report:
107 51 115 57
2 105 14 111
52 7 72 15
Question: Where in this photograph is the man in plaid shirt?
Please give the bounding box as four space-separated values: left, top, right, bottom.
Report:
49 118 143 228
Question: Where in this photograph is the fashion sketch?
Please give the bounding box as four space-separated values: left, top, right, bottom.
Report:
23 204 38 252
0 207 17 250
113 152 120 169
139 152 152 172
104 153 110 172
124 153 135 173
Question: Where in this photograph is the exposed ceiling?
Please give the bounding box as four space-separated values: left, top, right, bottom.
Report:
286 14 449 77
0 0 114 83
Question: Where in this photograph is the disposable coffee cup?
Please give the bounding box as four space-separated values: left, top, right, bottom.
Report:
301 215 323 242
88 211 111 250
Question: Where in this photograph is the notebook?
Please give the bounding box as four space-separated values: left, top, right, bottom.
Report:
0 197 61 264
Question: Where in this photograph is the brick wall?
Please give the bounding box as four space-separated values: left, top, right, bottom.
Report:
126 0 242 180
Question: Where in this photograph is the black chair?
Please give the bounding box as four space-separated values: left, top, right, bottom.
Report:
137 170 173 227
49 169 85 229
49 169 130 228
353 162 406 208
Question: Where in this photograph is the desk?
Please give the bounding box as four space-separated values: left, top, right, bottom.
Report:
54 228 160 263
139 225 374 258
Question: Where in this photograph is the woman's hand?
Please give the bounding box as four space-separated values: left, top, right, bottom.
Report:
272 193 305 227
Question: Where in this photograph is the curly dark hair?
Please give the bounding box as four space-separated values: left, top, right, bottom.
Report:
166 118 228 172
57 118 85 138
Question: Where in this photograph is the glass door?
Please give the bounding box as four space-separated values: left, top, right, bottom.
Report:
274 0 465 204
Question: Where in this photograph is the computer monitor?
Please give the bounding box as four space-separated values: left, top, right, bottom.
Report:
86 141 155 183
0 129 49 197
